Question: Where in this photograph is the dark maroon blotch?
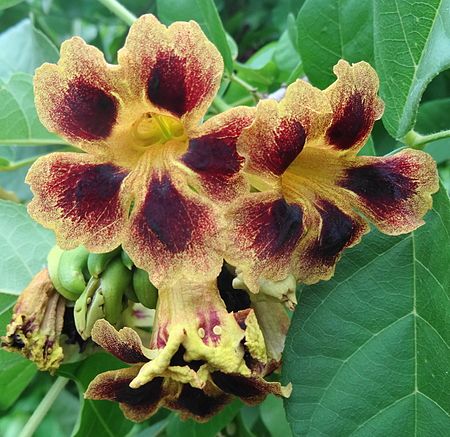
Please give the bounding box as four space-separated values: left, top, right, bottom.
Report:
183 133 244 177
211 372 263 399
147 52 209 117
340 161 416 212
250 198 303 257
326 93 371 150
312 201 356 264
171 384 228 418
115 376 163 406
53 163 127 222
60 79 118 141
137 174 204 253
270 118 306 175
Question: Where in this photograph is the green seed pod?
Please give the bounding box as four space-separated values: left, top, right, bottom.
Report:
124 286 139 303
132 268 158 309
101 258 132 324
121 249 134 270
74 277 103 340
58 246 89 294
87 246 121 278
47 246 80 301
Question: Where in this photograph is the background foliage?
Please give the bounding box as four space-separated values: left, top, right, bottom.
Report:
0 0 448 436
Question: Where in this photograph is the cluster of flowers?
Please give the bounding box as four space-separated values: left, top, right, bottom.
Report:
2 15 438 422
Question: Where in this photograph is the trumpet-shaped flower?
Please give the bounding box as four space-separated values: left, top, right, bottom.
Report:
226 61 439 294
27 14 254 287
85 279 290 422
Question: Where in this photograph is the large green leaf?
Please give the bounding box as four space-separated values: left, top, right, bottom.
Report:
0 73 61 145
283 186 450 435
0 200 54 408
156 0 233 74
296 0 373 88
0 19 59 80
0 0 24 10
374 0 450 139
58 353 133 437
0 293 37 410
0 200 54 296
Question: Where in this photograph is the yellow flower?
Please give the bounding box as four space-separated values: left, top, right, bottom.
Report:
225 60 439 294
27 14 254 288
85 277 290 422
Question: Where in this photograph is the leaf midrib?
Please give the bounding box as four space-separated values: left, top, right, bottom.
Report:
302 227 448 436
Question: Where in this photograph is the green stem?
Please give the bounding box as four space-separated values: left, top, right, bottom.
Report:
97 0 137 25
230 95 254 107
402 129 450 149
211 95 231 113
0 156 39 172
19 377 69 437
230 74 262 102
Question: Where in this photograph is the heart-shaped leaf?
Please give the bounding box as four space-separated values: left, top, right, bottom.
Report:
283 186 450 435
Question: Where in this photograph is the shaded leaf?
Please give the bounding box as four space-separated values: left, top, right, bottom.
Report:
0 73 61 145
0 200 54 296
296 0 373 88
0 19 58 80
283 186 450 435
0 0 24 11
374 0 450 138
0 293 37 410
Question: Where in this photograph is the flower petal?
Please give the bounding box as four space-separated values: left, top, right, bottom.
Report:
165 382 230 422
238 81 331 185
85 367 166 422
180 106 255 202
252 300 290 363
225 191 306 293
118 14 223 126
34 37 120 151
131 279 251 388
123 170 223 286
338 149 439 234
91 319 148 364
211 372 291 405
26 152 129 252
295 198 369 284
323 60 384 152
226 184 371 290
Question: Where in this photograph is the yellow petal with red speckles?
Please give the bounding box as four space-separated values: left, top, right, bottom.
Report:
26 152 129 253
323 60 384 153
118 14 223 128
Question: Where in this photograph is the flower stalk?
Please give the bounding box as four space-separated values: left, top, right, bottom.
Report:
97 0 136 25
402 128 450 149
18 377 69 437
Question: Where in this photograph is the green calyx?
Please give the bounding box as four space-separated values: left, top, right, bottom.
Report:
133 268 158 309
87 247 122 278
47 244 159 338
